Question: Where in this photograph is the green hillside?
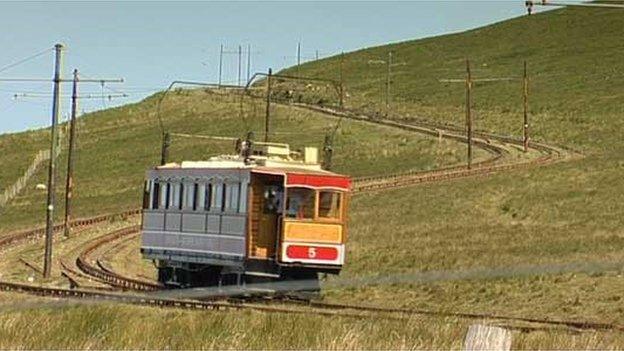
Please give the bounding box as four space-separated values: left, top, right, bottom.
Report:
287 6 624 152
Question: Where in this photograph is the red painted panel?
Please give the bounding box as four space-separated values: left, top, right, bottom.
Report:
286 173 351 191
286 245 339 261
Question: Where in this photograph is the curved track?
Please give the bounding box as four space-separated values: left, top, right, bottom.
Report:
292 104 571 192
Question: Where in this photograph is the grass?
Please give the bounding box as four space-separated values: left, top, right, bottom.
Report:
0 298 623 349
1 4 624 349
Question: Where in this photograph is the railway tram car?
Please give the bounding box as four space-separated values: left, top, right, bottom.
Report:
140 140 351 291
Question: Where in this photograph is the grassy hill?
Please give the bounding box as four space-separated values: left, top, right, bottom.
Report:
1 5 624 349
286 5 624 152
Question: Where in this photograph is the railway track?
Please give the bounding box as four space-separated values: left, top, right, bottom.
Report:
292 103 572 192
74 225 162 291
276 298 624 333
0 267 621 335
0 209 141 251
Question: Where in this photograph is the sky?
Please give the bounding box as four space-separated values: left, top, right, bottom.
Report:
0 1 551 134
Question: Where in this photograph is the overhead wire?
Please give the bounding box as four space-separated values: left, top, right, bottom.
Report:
0 47 53 74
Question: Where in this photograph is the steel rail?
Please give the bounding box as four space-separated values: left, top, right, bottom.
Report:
288 103 569 193
0 209 141 251
75 226 163 291
277 298 624 333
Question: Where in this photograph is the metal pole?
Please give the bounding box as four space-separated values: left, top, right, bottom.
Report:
465 59 473 169
523 61 529 152
43 43 63 278
265 68 272 142
63 69 78 238
218 44 223 87
386 51 392 115
238 45 242 86
246 44 251 84
296 42 301 76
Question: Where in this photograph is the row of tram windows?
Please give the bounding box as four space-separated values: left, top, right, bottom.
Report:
143 180 247 214
264 186 344 221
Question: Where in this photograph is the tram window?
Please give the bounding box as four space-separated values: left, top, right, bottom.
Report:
233 183 240 211
197 184 205 211
143 181 150 209
226 183 240 212
192 183 199 211
183 183 194 210
170 183 181 210
224 184 232 211
178 184 184 210
239 182 248 213
204 184 213 210
151 181 160 209
318 191 342 219
212 183 223 211
263 185 282 214
285 187 315 219
160 183 169 209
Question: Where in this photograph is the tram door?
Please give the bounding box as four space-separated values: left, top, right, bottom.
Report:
248 174 283 259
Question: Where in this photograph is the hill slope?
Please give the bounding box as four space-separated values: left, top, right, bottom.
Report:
288 6 624 152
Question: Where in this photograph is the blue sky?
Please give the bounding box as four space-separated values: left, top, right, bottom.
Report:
0 1 549 134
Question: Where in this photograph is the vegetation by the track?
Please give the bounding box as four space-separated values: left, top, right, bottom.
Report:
0 298 622 349
0 89 479 233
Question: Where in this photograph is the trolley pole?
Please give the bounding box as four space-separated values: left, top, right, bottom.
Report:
465 59 473 169
523 61 529 152
385 51 393 116
322 133 333 171
264 68 273 142
218 44 223 87
43 43 63 279
63 69 78 238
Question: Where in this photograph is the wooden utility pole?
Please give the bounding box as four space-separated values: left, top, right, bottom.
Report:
160 132 171 165
63 69 78 238
246 44 251 84
296 42 301 76
523 61 529 152
265 68 273 142
238 45 242 86
465 59 473 169
43 43 63 278
339 52 345 108
385 51 393 115
218 44 223 87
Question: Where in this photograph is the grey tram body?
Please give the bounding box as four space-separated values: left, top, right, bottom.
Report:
141 168 250 277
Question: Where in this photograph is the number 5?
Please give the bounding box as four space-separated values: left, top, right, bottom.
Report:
308 247 317 259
